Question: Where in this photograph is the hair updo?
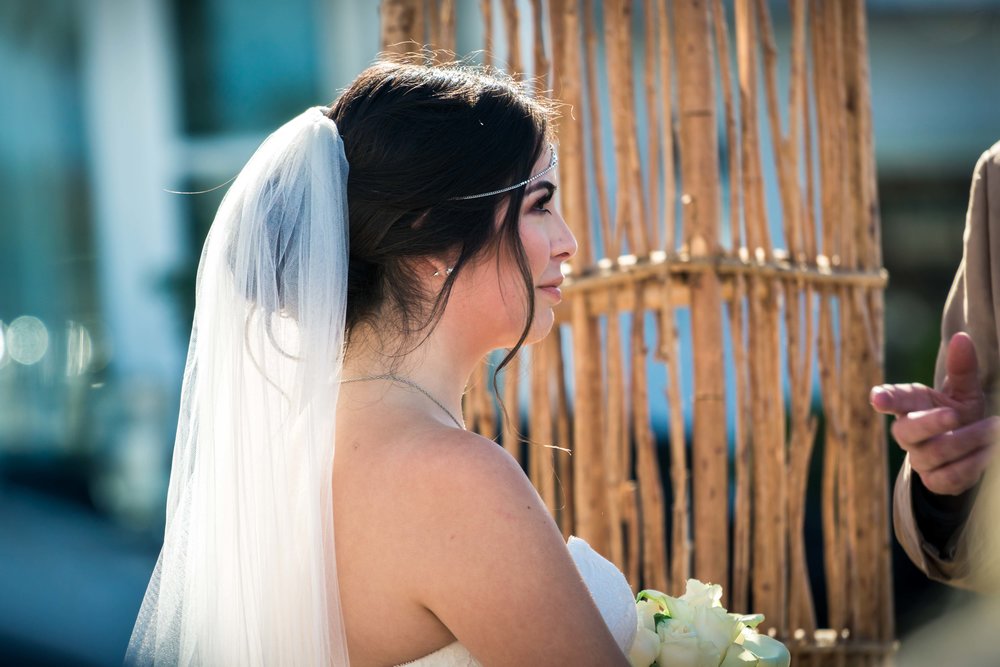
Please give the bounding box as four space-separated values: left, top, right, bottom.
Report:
326 58 557 377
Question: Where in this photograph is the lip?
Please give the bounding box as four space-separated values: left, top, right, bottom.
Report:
538 278 562 301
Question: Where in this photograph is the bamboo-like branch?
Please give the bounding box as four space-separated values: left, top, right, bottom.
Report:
380 0 425 52
583 0 614 257
501 0 522 73
438 0 456 55
549 0 593 265
673 0 729 595
481 0 493 66
570 297 609 553
530 0 549 96
711 0 742 253
644 0 662 252
655 277 689 592
552 332 576 540
604 288 627 569
632 281 669 593
656 0 677 253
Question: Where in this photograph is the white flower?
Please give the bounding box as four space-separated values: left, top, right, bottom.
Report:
661 592 744 660
631 580 789 667
733 627 791 667
627 626 661 667
636 599 660 632
689 605 744 657
719 644 761 666
656 618 721 667
680 579 724 608
730 613 765 630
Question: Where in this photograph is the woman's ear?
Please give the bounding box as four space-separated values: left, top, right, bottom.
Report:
410 255 455 282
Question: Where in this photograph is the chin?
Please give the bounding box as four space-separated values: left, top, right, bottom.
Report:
524 309 556 345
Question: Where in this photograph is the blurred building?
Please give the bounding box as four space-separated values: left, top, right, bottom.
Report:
0 0 998 664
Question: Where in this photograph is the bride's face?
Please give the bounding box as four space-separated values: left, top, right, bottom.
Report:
448 147 577 350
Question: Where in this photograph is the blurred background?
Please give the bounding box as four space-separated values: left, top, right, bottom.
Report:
1 0 999 664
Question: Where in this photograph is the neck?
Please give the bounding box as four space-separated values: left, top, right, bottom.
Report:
342 315 491 427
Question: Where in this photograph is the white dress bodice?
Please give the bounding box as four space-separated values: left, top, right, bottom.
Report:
393 535 637 666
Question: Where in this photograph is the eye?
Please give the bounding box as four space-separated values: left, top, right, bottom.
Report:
532 193 553 215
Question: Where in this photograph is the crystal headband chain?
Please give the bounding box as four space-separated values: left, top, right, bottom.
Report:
449 143 558 200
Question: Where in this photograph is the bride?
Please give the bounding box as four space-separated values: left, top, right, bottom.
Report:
127 59 636 666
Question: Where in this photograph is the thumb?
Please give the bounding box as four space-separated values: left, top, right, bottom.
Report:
944 332 982 401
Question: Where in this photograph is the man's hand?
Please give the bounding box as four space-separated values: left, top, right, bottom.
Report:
871 332 998 496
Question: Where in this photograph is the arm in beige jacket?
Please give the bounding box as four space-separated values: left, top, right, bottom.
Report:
893 141 1000 589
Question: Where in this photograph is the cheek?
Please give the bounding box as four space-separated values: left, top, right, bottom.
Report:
518 222 550 275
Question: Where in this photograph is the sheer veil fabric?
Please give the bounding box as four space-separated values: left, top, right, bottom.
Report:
127 107 352 665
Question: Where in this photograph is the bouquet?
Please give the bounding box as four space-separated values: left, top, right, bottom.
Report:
627 580 790 667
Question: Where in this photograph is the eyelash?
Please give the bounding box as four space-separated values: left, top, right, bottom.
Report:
533 194 553 215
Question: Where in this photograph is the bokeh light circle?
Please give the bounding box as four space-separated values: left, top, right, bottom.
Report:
7 316 49 365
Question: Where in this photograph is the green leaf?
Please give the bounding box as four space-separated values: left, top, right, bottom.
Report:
653 612 672 630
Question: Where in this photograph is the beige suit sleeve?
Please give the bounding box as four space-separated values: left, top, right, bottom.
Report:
893 141 1000 589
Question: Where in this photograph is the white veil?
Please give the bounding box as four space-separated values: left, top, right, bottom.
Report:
127 107 351 665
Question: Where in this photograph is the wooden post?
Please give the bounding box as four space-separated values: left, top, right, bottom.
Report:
672 0 729 596
380 0 424 52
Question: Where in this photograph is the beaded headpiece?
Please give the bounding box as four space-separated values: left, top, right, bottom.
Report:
449 143 558 200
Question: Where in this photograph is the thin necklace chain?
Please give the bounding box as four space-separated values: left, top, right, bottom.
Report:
340 373 466 430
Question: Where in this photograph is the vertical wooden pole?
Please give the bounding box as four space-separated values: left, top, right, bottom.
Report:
584 0 615 257
736 0 786 632
656 0 677 254
673 0 729 594
632 284 669 593
644 0 662 252
656 277 690 591
530 0 550 94
437 0 456 54
501 0 523 73
481 0 494 66
569 296 609 553
604 288 627 569
549 0 593 266
380 0 425 52
710 0 752 613
604 0 651 257
553 332 576 540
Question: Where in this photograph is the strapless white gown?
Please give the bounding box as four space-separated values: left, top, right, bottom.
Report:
393 535 638 666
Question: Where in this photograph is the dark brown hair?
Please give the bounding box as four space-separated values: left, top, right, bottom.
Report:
327 58 557 397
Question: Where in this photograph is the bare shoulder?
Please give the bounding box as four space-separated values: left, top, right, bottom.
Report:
401 428 531 502
398 428 629 666
392 427 548 552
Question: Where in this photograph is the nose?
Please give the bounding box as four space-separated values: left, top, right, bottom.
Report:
552 210 578 261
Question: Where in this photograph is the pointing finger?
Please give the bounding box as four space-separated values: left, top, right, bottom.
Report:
870 383 943 416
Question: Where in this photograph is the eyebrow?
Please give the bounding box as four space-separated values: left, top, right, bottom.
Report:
526 180 557 196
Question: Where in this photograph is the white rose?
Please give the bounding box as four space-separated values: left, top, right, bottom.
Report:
656 618 719 667
663 595 693 623
636 589 671 612
627 626 661 667
689 605 744 657
719 644 760 666
680 579 724 608
735 628 791 667
730 612 764 630
636 599 661 632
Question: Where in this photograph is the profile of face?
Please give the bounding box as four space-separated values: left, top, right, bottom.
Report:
445 146 578 351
